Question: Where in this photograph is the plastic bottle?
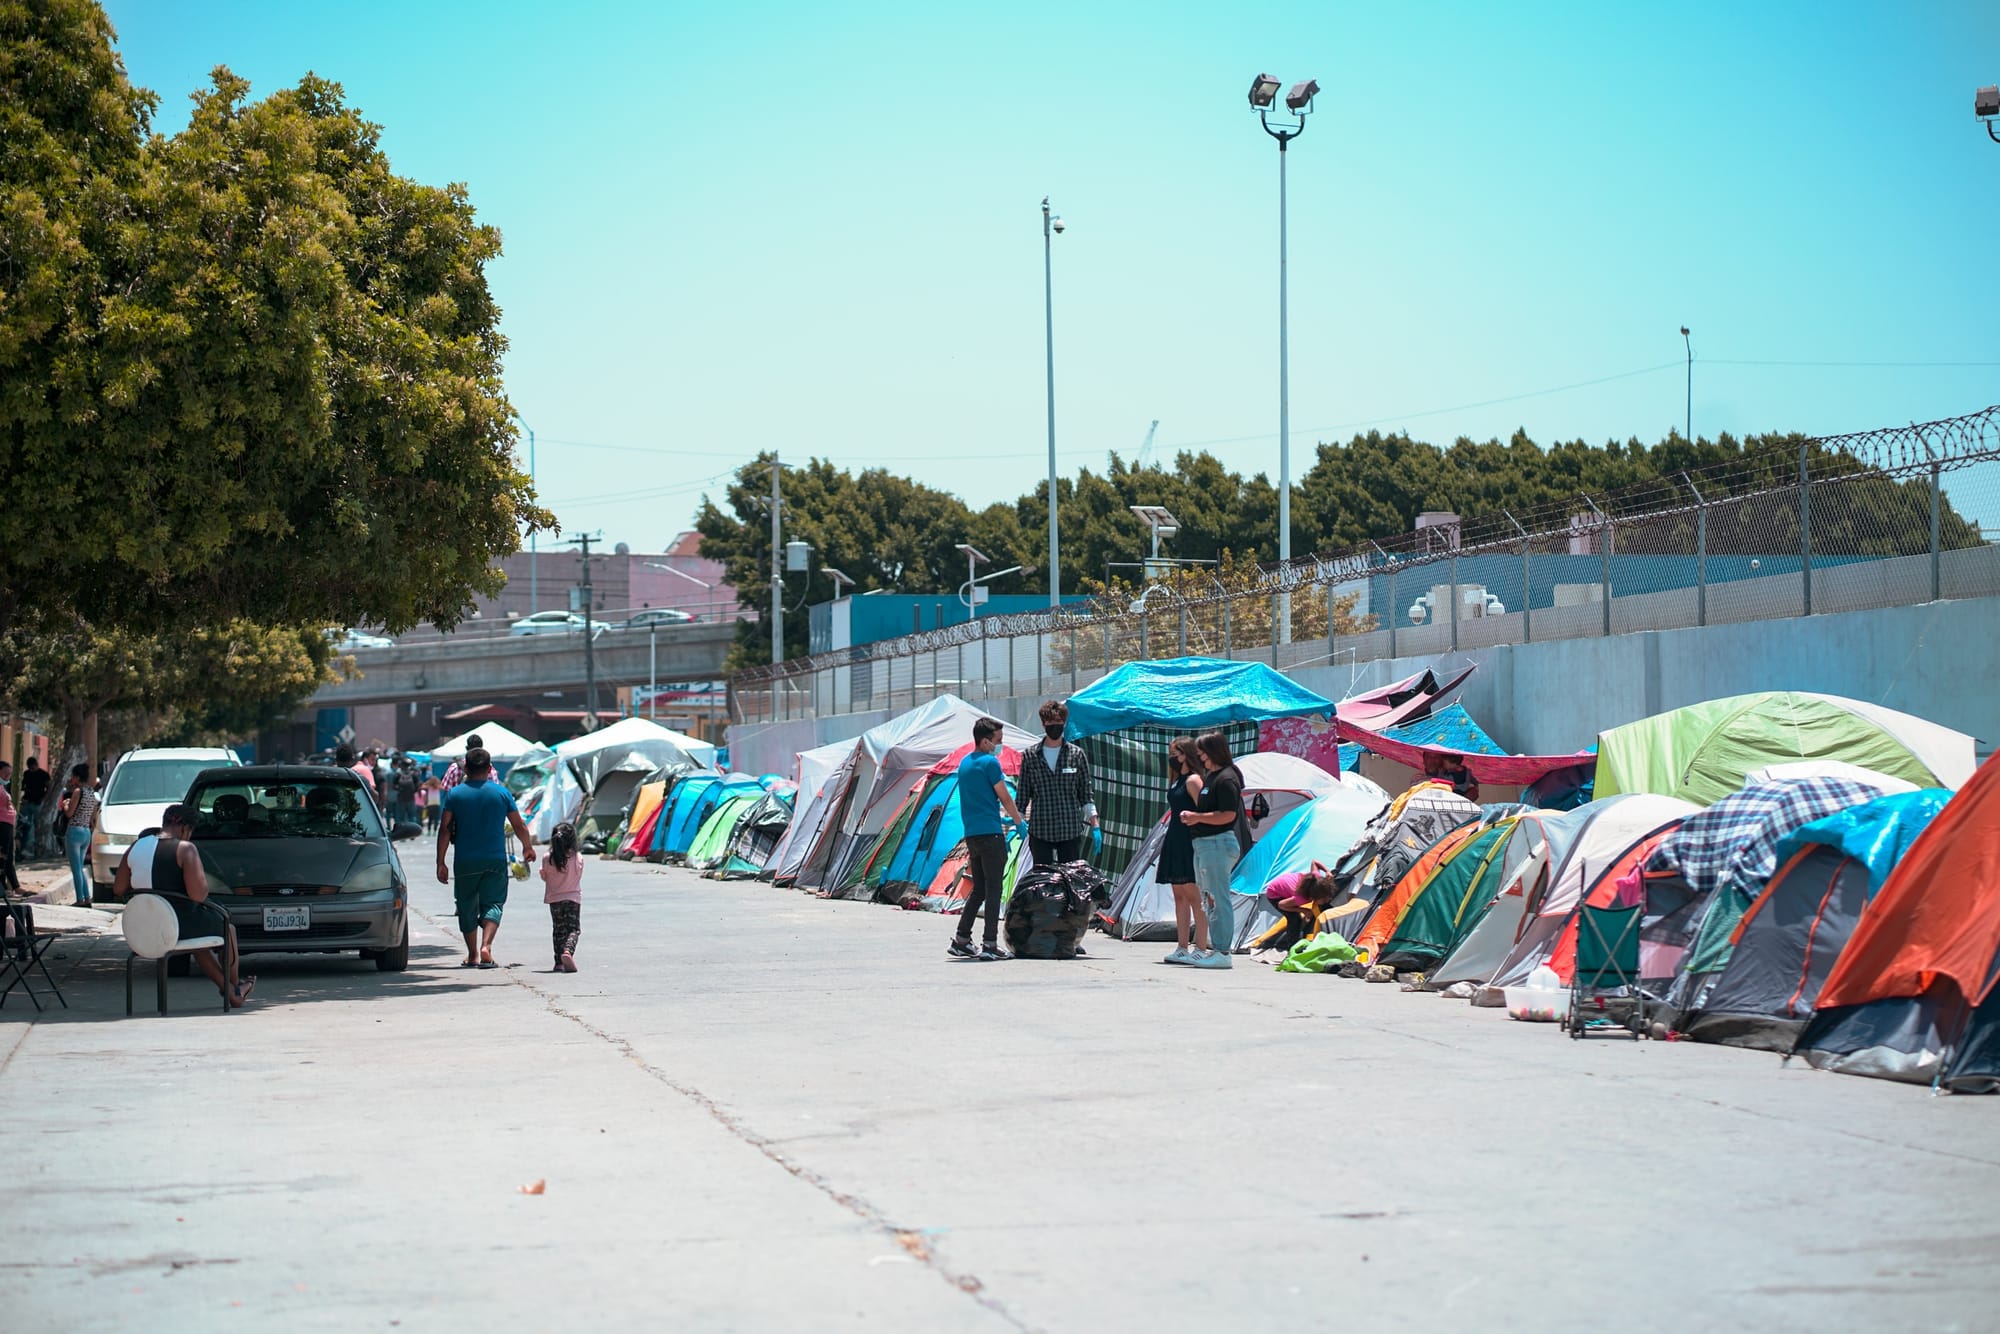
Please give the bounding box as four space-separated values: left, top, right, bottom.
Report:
1528 964 1561 991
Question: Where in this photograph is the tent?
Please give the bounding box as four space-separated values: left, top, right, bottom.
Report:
1353 820 1490 961
433 721 551 765
1334 714 1597 790
575 754 657 853
617 777 674 859
686 790 767 870
1682 789 1950 1051
713 790 796 880
1429 806 1602 988
767 739 859 884
1065 658 1334 877
530 717 715 840
658 773 763 862
1477 793 1700 999
787 696 1037 893
1796 759 2000 1089
1340 784 1482 907
1375 816 1529 972
1593 692 1974 806
1104 755 1368 942
1257 668 1477 775
1653 774 1905 1015
1217 786 1387 950
829 739 1025 902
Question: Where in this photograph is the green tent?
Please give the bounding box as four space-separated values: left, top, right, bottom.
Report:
1378 821 1516 972
685 793 762 871
1593 692 1974 807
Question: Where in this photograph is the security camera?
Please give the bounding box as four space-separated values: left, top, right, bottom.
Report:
1050 216 1066 233
1977 85 2000 119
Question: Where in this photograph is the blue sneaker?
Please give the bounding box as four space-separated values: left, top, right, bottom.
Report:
1162 947 1192 965
1188 949 1233 970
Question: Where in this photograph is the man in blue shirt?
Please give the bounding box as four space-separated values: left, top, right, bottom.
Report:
437 748 537 969
951 718 1025 961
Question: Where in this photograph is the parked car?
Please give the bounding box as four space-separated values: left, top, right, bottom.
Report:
625 608 696 630
509 610 589 636
177 764 418 971
91 747 242 899
330 628 396 650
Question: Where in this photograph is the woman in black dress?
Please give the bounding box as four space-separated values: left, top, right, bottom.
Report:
1158 737 1208 964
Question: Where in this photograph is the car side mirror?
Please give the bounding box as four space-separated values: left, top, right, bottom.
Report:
390 821 423 842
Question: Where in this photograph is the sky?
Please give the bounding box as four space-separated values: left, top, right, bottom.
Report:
105 1 2000 552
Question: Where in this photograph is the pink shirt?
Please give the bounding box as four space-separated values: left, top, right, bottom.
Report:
540 856 583 904
0 786 14 826
350 763 376 793
1264 870 1307 906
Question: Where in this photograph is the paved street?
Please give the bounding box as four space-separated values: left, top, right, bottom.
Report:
3 852 1997 1333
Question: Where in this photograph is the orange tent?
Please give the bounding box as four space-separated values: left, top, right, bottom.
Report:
1356 822 1485 957
1800 755 2000 1088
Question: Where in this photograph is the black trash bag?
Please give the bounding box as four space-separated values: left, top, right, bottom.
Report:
1004 860 1113 960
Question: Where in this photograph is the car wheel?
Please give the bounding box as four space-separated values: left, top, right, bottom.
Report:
375 921 410 972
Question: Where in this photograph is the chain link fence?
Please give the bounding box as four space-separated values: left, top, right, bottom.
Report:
731 407 2000 724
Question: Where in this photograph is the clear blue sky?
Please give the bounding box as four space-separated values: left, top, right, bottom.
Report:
106 1 2000 550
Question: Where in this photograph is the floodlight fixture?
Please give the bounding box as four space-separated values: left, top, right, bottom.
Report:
1284 78 1320 111
1977 85 2000 119
1248 73 1281 108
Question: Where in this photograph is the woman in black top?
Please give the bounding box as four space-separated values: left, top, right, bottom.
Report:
1177 732 1245 968
1157 737 1208 964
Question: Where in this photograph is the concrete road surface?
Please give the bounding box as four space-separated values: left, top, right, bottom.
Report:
2 855 1995 1333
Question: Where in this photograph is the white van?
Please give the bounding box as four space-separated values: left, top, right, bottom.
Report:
90 747 242 897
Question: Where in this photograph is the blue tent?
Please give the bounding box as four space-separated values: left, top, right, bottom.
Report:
651 774 721 859
660 773 762 860
1334 703 1505 771
1063 657 1334 741
1218 787 1387 950
1770 788 1953 896
876 773 969 896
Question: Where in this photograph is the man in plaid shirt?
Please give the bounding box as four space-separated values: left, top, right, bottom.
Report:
1017 700 1098 864
441 733 482 791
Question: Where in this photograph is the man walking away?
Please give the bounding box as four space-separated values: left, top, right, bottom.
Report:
950 718 1025 962
18 757 48 859
438 747 536 969
392 759 420 825
1017 699 1098 865
114 806 254 1007
441 734 481 791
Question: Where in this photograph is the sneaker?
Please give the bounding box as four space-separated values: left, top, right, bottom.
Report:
948 938 979 959
1072 943 1088 957
977 943 1011 962
1162 947 1192 965
1188 950 1233 970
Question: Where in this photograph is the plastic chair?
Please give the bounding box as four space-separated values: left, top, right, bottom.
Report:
122 894 229 1015
1566 902 1653 1040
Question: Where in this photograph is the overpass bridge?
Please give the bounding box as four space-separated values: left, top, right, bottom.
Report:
309 622 736 709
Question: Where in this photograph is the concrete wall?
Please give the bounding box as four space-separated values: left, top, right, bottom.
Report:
727 595 2000 776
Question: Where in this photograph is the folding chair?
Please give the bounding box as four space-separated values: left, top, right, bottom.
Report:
1566 902 1653 1040
0 897 68 1012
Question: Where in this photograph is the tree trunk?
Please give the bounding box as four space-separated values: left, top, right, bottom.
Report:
31 699 93 859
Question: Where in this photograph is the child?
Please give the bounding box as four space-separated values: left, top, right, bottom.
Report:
541 821 583 973
412 778 430 832
422 776 442 832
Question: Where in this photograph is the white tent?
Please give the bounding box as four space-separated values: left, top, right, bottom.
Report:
1477 793 1699 998
793 695 1038 893
766 738 862 884
432 722 550 763
530 717 717 839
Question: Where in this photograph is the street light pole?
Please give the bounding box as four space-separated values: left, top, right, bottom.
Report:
1680 326 1693 442
513 410 537 612
1042 198 1063 608
1249 74 1317 645
569 531 602 727
769 456 783 665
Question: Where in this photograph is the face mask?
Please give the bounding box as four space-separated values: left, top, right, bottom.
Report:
1044 727 1064 740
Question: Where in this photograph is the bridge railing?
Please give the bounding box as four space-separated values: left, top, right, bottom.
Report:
344 596 745 649
728 406 2000 725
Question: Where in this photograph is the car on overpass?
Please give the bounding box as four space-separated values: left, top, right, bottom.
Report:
625 608 697 630
179 764 418 971
331 628 396 650
510 610 590 636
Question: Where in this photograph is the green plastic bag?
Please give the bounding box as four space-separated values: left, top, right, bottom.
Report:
1275 931 1360 974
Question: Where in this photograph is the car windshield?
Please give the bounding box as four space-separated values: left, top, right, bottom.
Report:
105 758 228 806
188 779 385 842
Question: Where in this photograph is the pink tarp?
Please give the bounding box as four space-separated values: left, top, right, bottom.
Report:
1331 716 1597 787
1259 665 1478 775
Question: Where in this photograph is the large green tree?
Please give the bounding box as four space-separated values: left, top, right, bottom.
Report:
0 4 547 640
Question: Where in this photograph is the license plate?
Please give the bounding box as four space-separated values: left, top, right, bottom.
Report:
263 906 311 932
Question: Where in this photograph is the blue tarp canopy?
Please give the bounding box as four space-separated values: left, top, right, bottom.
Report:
1335 703 1504 772
1064 657 1334 741
1771 788 1953 895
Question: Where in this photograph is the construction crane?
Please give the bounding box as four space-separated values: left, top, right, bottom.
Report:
1136 419 1160 469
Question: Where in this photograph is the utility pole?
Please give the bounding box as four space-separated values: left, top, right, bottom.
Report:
569 532 602 728
769 456 784 665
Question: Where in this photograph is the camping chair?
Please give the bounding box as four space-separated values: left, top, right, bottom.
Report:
0 896 68 1012
1566 903 1655 1040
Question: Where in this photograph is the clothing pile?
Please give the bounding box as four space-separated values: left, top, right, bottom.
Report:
1004 861 1112 960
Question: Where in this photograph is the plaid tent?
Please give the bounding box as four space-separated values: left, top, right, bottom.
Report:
1080 721 1259 879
